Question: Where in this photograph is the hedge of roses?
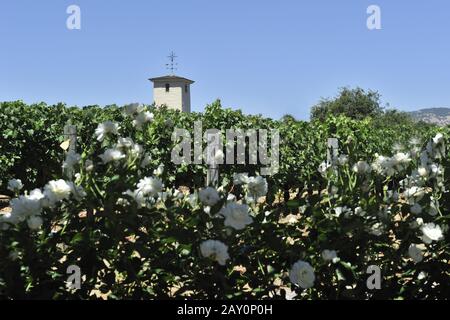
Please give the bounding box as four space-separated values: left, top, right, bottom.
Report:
0 102 449 299
1 100 444 195
0 101 125 193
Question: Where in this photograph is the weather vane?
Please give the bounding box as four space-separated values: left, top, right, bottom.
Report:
166 51 178 75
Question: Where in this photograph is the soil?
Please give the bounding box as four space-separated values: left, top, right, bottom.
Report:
0 195 11 213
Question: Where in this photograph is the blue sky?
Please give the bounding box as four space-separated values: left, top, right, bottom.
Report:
1 0 449 120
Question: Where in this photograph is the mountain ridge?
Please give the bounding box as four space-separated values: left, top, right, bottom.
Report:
408 107 450 126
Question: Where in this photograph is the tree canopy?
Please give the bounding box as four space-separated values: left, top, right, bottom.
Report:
310 87 384 121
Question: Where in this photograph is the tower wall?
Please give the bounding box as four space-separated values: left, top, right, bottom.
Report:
150 76 194 113
153 80 184 111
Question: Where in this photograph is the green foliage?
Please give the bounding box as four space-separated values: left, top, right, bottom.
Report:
0 100 449 300
310 87 384 121
1 100 441 197
372 109 416 127
0 101 124 194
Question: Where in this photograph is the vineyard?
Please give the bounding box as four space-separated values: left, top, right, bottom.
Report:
0 100 449 299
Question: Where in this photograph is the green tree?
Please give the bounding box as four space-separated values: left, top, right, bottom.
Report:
373 109 414 127
281 114 297 123
310 87 383 121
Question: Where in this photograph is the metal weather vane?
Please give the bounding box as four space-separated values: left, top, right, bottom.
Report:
166 51 178 75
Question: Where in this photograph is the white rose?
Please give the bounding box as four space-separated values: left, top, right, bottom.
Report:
136 177 163 197
153 164 164 176
117 137 134 149
123 103 141 116
133 111 154 129
10 193 43 221
245 176 268 199
337 155 349 166
29 188 45 201
199 187 220 206
322 250 339 263
420 223 444 244
7 179 23 192
233 173 249 185
404 186 425 204
95 121 119 142
289 260 315 289
99 148 126 164
130 144 143 157
417 271 428 280
220 202 253 230
44 179 72 205
200 240 230 265
394 152 411 166
417 167 428 177
334 206 351 218
352 161 371 175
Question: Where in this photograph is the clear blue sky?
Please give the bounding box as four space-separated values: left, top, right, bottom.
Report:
1 0 449 120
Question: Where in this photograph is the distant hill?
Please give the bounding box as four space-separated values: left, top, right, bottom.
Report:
409 108 450 126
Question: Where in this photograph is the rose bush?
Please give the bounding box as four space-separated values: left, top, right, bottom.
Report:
1 100 441 195
0 102 449 299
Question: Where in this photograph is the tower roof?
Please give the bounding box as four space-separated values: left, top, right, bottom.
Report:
149 75 195 84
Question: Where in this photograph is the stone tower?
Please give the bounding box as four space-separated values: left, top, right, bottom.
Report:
149 75 194 113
